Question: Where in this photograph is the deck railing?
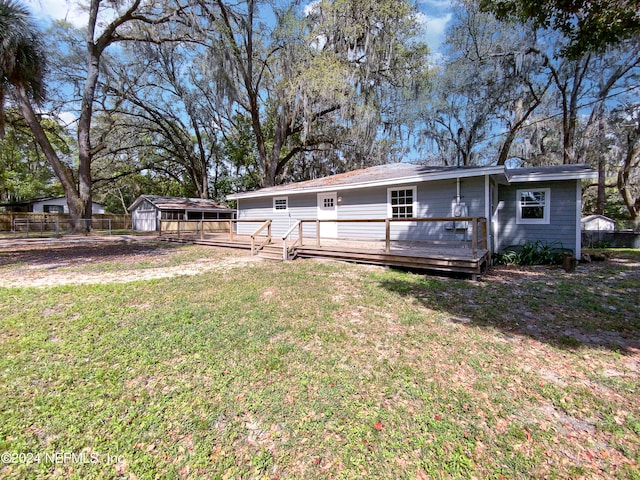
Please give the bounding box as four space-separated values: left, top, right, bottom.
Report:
282 220 303 260
294 217 488 257
250 220 272 255
159 218 270 243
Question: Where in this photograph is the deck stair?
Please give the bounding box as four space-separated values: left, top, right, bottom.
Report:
256 244 284 261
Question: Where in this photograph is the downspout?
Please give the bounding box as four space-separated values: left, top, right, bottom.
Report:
575 180 582 259
484 175 492 253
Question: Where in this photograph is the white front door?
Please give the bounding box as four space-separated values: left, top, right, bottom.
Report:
317 192 338 238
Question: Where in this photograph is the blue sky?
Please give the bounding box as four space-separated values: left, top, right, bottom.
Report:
29 0 454 53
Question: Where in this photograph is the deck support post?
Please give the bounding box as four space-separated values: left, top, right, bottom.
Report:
481 219 487 250
471 218 478 257
177 220 180 239
200 220 204 240
385 219 391 254
299 221 303 247
316 220 320 247
229 220 234 241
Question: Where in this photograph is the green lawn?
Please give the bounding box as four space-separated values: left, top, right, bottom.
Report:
0 243 638 479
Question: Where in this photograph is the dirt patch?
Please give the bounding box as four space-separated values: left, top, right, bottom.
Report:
0 236 260 288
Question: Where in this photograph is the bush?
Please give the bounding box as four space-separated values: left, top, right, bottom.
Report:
494 241 572 266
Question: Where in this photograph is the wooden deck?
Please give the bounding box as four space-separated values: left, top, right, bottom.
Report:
158 218 492 278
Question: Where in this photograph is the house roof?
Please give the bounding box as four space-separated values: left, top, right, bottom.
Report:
128 195 235 212
0 196 105 207
227 163 505 200
581 214 615 223
505 164 598 182
226 163 597 200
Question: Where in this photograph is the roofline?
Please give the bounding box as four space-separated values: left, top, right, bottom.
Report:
506 169 598 183
227 166 506 200
128 195 235 212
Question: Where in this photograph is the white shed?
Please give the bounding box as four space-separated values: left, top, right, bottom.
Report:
128 195 236 232
581 215 616 231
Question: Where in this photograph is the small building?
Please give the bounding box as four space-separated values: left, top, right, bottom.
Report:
128 195 236 232
0 196 105 214
581 214 616 231
227 163 597 259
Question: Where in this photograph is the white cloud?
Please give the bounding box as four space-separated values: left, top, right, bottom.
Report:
27 0 87 27
419 0 453 12
415 11 452 54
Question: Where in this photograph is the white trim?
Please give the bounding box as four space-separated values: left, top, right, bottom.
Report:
507 171 598 182
575 180 582 258
516 188 551 225
273 196 288 211
387 186 417 219
228 166 505 200
317 192 338 238
484 175 492 252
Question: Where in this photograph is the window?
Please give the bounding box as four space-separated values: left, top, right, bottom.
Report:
43 205 64 213
273 197 288 211
516 188 550 224
323 197 334 208
387 187 416 219
161 210 184 220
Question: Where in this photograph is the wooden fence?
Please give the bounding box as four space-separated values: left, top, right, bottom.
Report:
0 212 131 232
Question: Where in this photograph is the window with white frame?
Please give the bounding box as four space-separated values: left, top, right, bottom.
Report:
273 197 288 211
388 187 416 219
516 188 550 224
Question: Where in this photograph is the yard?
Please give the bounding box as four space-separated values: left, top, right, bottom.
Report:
0 239 638 479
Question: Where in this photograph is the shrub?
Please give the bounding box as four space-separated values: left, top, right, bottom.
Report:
494 241 572 266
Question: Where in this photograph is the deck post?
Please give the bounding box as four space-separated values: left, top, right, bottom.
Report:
385 219 391 254
481 219 487 249
299 221 303 247
200 220 204 240
177 220 181 239
229 220 233 241
316 220 321 247
267 221 272 244
471 218 478 257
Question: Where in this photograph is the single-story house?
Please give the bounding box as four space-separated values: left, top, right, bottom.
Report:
128 195 236 232
581 214 616 231
0 196 105 214
227 163 597 258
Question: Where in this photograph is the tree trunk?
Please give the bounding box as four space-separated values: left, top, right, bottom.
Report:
15 86 83 229
77 49 101 231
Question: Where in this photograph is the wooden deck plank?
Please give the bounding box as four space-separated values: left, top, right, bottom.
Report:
159 232 491 276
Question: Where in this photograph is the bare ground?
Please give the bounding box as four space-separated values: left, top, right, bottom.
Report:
0 236 260 288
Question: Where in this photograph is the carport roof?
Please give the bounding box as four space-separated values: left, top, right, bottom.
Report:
128 195 235 212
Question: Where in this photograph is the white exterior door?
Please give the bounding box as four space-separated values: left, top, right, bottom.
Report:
317 192 338 238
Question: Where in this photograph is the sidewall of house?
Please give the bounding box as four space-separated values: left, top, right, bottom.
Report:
236 176 488 242
496 180 578 254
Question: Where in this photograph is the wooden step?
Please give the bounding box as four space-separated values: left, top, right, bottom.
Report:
256 244 284 261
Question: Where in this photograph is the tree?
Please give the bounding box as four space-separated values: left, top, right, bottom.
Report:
479 0 640 58
0 0 81 221
194 0 429 187
611 104 640 226
0 109 65 202
97 40 227 200
419 1 550 166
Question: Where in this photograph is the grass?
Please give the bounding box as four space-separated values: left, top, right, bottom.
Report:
0 243 638 479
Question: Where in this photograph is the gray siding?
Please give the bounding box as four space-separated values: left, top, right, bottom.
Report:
237 194 318 237
496 180 578 253
237 176 488 243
